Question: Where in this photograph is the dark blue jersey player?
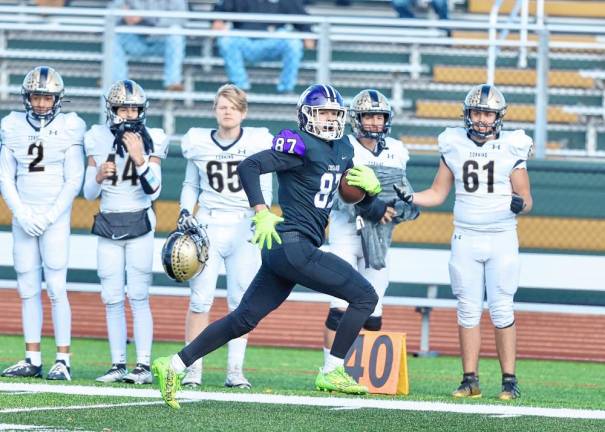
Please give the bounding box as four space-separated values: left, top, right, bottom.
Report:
152 84 383 408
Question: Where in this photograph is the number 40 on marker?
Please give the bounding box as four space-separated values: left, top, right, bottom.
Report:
344 331 409 395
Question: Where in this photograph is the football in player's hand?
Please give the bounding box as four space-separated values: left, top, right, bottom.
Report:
339 169 366 204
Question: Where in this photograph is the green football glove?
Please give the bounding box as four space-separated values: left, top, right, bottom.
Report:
346 165 382 196
251 209 284 250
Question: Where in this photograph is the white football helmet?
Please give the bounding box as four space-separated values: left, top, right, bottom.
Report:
463 84 507 140
22 66 64 121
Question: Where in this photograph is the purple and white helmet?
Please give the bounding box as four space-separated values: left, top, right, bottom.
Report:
297 84 347 141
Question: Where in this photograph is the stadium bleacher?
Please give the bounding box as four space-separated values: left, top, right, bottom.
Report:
1 1 605 155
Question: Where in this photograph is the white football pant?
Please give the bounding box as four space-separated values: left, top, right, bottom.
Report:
328 234 389 317
448 229 520 329
97 209 155 366
13 209 72 347
189 209 260 314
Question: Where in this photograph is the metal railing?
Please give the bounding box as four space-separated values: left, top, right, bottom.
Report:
0 5 604 158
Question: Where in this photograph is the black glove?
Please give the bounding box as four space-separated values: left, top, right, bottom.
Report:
510 194 525 214
393 184 413 204
111 121 154 158
177 209 198 231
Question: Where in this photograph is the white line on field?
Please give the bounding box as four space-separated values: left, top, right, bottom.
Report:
0 383 604 420
0 399 182 414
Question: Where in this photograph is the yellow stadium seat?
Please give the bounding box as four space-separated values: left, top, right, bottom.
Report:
415 100 578 123
433 66 594 89
469 0 605 19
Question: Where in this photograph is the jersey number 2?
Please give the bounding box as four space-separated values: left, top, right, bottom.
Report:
28 142 44 172
463 160 494 193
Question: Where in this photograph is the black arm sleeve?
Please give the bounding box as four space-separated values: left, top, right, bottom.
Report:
237 149 304 207
356 195 388 223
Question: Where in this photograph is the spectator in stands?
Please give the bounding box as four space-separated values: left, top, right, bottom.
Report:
392 0 448 20
395 84 533 401
212 0 315 94
110 0 188 91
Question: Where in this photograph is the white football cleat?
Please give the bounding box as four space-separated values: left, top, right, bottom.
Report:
46 360 71 381
225 370 251 389
122 363 152 384
182 364 202 388
96 364 128 383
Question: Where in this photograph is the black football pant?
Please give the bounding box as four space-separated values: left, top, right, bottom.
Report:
179 231 378 366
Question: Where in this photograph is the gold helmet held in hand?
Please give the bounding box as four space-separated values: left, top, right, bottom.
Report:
161 225 209 283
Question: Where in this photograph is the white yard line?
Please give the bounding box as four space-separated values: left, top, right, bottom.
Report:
1 383 605 420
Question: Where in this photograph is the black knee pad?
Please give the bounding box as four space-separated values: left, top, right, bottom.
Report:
363 315 382 331
325 308 345 331
495 319 516 330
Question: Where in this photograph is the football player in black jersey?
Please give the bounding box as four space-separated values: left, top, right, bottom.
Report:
152 84 386 408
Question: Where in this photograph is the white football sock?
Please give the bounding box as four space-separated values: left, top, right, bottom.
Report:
22 293 43 345
105 301 127 365
227 337 248 372
130 297 153 366
45 267 71 347
26 351 42 367
56 352 71 367
323 353 344 374
170 354 186 374
323 347 331 366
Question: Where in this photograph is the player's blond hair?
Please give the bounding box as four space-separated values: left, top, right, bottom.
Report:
213 84 248 113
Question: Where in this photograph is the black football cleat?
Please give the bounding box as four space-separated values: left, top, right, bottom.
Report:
1 358 43 378
499 375 521 400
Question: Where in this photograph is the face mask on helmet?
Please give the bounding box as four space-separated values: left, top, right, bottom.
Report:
297 84 347 141
105 79 148 133
21 66 64 122
463 84 507 140
161 225 210 283
349 89 392 142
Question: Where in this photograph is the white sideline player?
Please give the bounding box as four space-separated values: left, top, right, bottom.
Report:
0 66 86 381
397 84 533 400
176 84 273 388
83 80 168 385
323 89 418 364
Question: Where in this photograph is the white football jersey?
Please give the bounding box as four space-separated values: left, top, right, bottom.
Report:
439 127 533 232
84 124 169 212
330 135 410 238
181 127 273 212
0 111 85 206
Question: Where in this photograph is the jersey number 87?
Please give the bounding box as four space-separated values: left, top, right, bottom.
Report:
314 172 342 209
